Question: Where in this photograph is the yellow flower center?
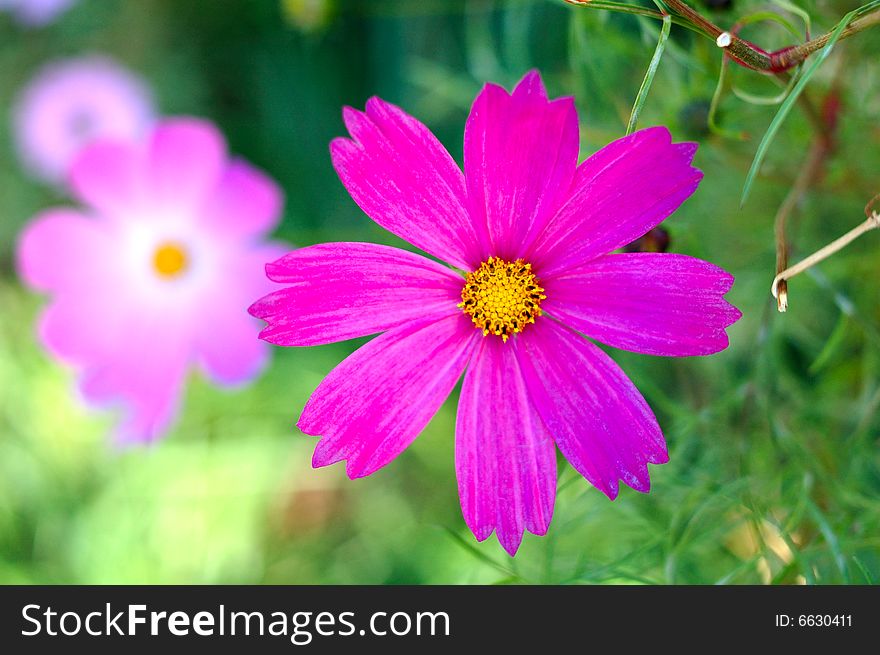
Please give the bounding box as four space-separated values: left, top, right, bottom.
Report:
153 242 188 278
459 257 546 342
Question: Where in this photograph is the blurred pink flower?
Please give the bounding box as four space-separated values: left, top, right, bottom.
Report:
0 0 76 26
12 56 155 185
17 118 287 444
250 71 741 555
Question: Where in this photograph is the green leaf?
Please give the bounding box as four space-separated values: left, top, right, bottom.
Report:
626 13 671 135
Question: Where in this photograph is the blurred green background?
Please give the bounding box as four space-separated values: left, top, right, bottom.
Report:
1 0 879 584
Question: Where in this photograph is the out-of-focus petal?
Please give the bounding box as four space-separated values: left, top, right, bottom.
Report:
515 319 668 499
147 118 226 212
543 253 741 356
38 292 122 366
16 209 114 292
78 318 191 445
194 242 287 384
195 308 269 385
68 140 144 217
301 314 477 478
250 242 463 346
330 97 480 270
464 70 579 260
529 127 702 276
198 159 283 239
3 0 76 27
455 337 556 556
12 56 154 185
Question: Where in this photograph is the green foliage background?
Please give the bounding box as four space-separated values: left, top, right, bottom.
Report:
0 0 878 584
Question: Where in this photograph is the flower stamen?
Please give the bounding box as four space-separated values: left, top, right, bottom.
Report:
153 242 188 278
459 256 546 342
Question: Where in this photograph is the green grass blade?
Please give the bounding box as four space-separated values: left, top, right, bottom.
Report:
809 313 849 374
626 13 671 135
732 70 801 106
735 10 804 40
852 556 876 584
726 10 803 106
804 498 850 583
740 6 869 205
440 526 519 579
708 55 749 140
770 0 811 37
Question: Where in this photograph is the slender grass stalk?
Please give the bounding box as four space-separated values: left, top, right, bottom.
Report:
626 13 672 134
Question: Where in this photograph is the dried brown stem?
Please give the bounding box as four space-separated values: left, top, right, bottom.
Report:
772 211 880 309
772 137 829 311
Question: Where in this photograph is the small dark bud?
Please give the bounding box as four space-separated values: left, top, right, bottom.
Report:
701 0 733 10
623 227 670 253
679 99 712 138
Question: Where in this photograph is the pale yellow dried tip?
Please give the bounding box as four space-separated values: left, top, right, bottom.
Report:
716 32 732 48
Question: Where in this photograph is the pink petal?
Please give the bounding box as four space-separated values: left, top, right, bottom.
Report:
39 292 123 366
68 140 144 218
330 97 480 270
115 399 181 445
195 308 269 385
195 243 287 384
147 118 226 212
529 126 702 276
78 319 191 445
16 209 113 292
464 70 579 260
455 337 556 556
515 319 668 499
543 253 741 356
250 242 464 346
301 314 477 478
198 158 283 239
40 290 187 444
12 56 155 185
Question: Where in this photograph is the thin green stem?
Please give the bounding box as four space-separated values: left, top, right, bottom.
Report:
562 1 713 36
626 13 672 134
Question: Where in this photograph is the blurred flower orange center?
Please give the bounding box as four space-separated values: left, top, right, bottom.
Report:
153 242 188 278
459 257 546 342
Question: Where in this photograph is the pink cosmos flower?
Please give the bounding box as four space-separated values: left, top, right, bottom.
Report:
249 71 741 555
17 118 286 444
0 0 76 26
13 56 155 185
